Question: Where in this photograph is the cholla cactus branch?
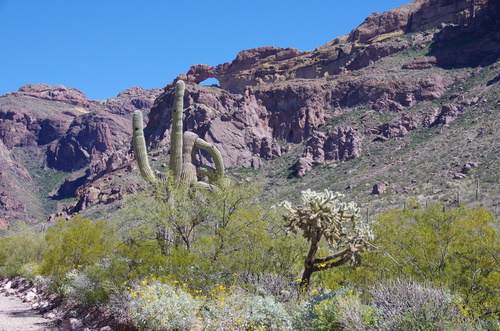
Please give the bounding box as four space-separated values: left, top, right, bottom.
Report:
278 189 373 288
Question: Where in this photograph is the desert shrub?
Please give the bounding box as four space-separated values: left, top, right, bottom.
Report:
198 285 293 330
59 263 118 307
312 297 344 330
0 222 47 278
41 217 117 290
114 224 169 281
19 262 43 280
240 272 299 305
129 279 199 331
107 286 133 326
243 295 293 330
369 279 466 331
197 284 241 330
308 287 380 331
117 182 304 289
371 203 499 320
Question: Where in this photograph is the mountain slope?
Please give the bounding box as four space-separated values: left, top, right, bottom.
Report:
0 0 498 226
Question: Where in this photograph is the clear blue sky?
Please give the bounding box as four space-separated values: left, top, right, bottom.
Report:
0 0 410 100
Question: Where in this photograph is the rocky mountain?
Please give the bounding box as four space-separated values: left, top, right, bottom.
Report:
0 0 498 227
0 84 161 226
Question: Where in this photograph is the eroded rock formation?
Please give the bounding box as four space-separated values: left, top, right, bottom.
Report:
0 0 498 222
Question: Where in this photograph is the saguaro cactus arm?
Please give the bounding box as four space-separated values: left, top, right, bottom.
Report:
132 110 163 186
194 137 225 179
132 79 226 190
180 131 225 187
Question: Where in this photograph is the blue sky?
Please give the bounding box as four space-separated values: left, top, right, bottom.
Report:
0 0 410 100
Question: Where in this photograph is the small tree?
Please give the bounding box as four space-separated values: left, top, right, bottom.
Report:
373 202 500 319
278 189 372 288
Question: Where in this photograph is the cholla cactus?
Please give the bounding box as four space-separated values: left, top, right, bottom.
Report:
279 189 372 288
132 80 225 190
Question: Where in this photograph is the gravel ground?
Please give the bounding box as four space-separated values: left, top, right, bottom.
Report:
0 294 56 331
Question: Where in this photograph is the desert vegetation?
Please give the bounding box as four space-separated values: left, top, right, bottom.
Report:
0 3 498 328
0 179 498 330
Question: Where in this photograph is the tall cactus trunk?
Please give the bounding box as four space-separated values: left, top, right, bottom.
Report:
169 80 185 179
132 79 225 190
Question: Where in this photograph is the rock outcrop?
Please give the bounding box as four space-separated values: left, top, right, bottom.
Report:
137 0 497 180
295 128 363 177
370 114 418 138
0 0 498 223
10 84 91 108
170 0 497 94
0 84 161 221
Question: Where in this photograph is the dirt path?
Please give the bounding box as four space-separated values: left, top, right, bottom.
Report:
0 294 56 331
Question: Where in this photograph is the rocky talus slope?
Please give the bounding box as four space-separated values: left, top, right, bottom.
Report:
0 0 498 225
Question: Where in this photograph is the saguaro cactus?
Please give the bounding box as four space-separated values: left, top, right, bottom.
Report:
132 80 225 189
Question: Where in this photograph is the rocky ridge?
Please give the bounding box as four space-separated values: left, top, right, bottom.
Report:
0 0 499 224
0 84 161 223
147 0 498 173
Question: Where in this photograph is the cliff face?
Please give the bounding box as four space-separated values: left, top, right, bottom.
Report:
145 0 498 172
174 0 497 93
0 84 161 222
0 0 498 224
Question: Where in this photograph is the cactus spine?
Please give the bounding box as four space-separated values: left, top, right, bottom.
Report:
132 80 225 189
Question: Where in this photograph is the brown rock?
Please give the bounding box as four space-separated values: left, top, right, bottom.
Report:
402 56 438 69
453 172 467 179
95 86 162 116
46 111 131 174
461 162 479 174
426 103 464 127
295 154 314 178
294 128 363 177
60 318 83 331
11 84 90 108
0 216 10 231
371 114 418 138
347 0 486 44
372 181 389 195
0 191 25 213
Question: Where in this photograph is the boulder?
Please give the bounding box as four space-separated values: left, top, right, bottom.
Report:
60 318 83 331
372 181 390 195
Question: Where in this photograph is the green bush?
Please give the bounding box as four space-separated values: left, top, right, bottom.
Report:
41 217 116 290
244 295 293 330
370 203 499 320
0 223 47 278
116 182 303 288
196 285 293 330
311 288 380 331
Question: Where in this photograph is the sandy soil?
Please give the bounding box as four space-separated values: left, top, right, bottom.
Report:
0 294 56 331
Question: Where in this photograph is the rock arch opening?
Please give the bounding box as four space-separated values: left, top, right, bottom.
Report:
200 78 220 87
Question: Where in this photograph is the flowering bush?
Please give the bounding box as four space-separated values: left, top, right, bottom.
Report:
244 295 293 330
129 280 199 331
198 285 293 330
